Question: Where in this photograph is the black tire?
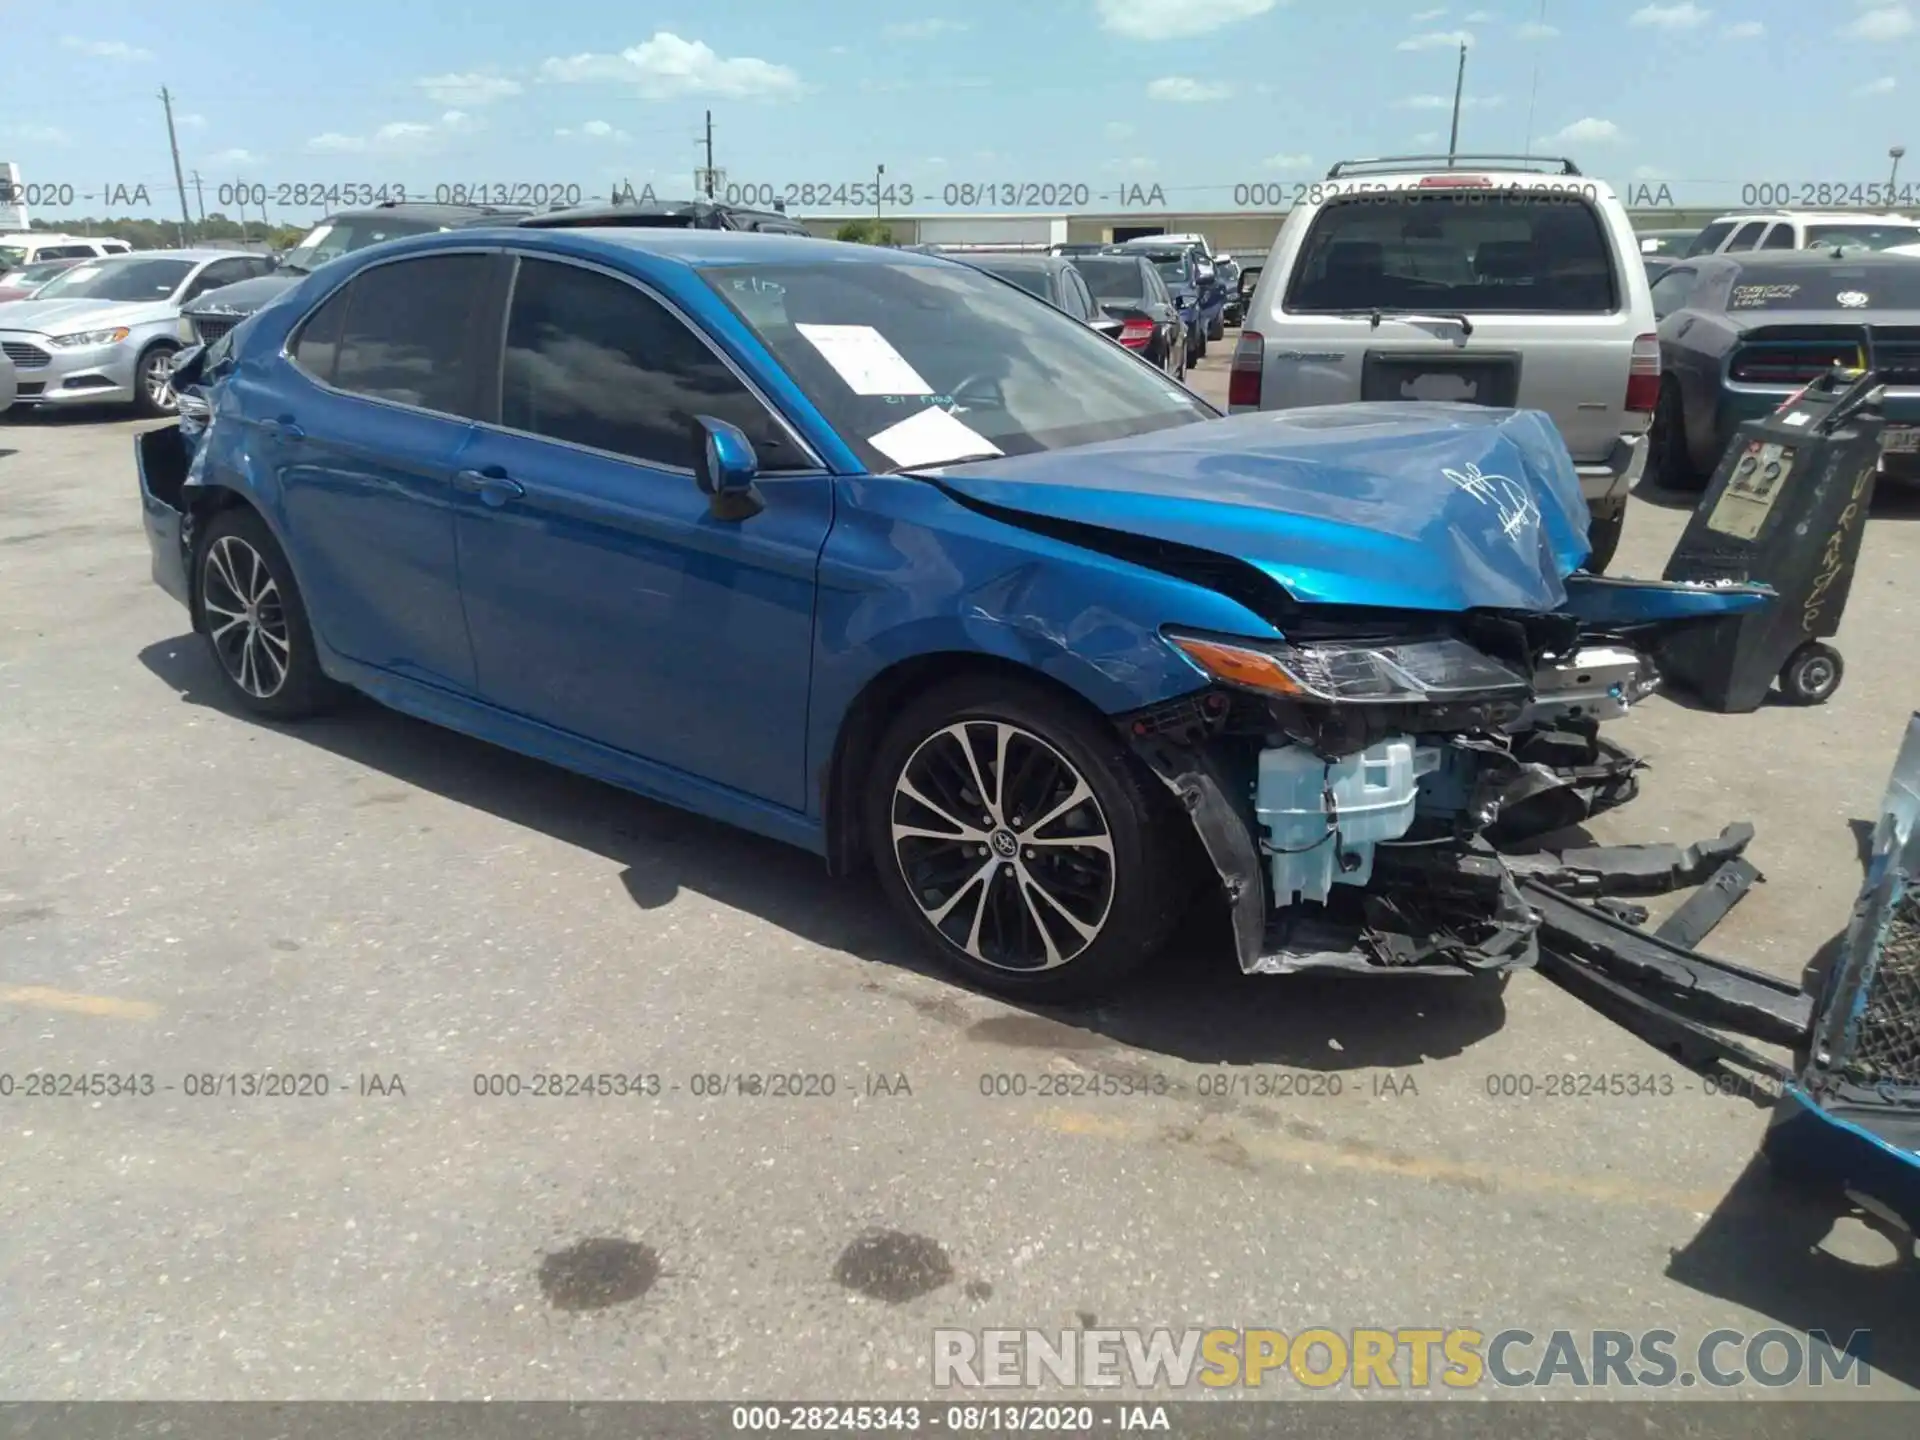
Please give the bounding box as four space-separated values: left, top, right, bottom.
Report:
1208 314 1225 343
1584 506 1625 574
132 343 180 418
1778 642 1843 706
1649 378 1703 490
192 505 340 719
864 675 1188 1001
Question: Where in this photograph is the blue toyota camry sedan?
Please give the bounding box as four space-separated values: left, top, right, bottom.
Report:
138 228 1764 998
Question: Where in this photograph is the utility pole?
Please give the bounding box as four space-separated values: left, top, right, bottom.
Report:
189 170 206 224
875 163 885 221
703 109 715 198
1446 42 1467 164
1891 145 1907 203
159 86 193 244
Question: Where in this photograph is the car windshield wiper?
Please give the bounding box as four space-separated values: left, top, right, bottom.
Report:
1342 308 1475 337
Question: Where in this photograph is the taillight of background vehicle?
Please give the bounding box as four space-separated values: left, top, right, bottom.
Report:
1119 319 1154 349
1229 331 1264 408
1625 333 1660 413
1728 331 1864 387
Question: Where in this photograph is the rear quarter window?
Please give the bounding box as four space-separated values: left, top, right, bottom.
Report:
1283 190 1621 315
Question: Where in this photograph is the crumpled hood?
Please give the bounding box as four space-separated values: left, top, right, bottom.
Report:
0 297 176 334
183 273 298 317
928 403 1593 613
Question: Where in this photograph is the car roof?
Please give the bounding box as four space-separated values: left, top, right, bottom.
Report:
518 199 805 230
448 225 944 270
1726 251 1920 273
1708 211 1919 224
320 202 532 226
961 253 1058 268
80 247 238 262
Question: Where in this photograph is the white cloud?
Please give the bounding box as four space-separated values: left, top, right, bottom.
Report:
923 156 948 168
1103 157 1160 174
1413 130 1443 145
1856 75 1898 95
1517 20 1558 38
417 72 523 106
1412 6 1448 18
3 124 71 144
1263 152 1313 169
557 119 633 141
1633 164 1669 179
177 113 207 129
1397 92 1503 108
828 44 850 54
1722 20 1764 37
1843 6 1915 41
208 148 261 167
1104 120 1136 140
1629 4 1711 29
883 18 969 39
1096 0 1278 41
1146 76 1233 102
1399 29 1475 49
1545 116 1624 144
1464 7 1495 18
60 37 153 61
307 110 475 156
540 32 803 100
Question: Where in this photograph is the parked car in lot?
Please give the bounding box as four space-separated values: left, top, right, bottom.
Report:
1113 244 1215 366
1071 251 1190 378
1122 236 1228 342
182 201 533 346
1636 228 1699 283
0 349 13 413
1231 155 1658 573
1685 211 1920 256
0 249 274 415
0 256 86 302
939 252 1139 347
1646 250 1920 487
138 227 1764 999
0 233 132 269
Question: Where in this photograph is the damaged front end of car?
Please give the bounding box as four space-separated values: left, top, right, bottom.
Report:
1123 607 1686 976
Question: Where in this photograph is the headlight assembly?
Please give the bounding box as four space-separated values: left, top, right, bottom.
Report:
47 327 131 348
1168 632 1531 704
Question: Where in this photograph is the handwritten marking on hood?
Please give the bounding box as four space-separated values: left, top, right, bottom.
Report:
1443 462 1540 546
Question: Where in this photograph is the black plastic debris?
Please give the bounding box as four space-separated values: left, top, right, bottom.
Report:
1660 367 1886 711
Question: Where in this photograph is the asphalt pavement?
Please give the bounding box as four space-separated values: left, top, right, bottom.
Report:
2 351 1917 1402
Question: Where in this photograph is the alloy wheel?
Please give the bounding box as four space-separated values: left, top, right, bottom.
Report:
889 720 1116 971
202 535 291 699
141 349 177 411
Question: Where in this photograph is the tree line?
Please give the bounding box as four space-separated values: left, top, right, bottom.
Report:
23 214 309 250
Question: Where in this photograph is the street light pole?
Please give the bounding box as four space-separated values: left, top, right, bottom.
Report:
1891 145 1907 204
875 163 885 222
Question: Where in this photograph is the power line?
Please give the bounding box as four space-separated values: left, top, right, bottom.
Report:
158 86 193 244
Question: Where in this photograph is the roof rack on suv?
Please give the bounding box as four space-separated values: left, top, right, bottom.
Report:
1325 154 1582 178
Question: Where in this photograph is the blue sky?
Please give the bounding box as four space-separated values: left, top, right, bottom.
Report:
3 1 1915 220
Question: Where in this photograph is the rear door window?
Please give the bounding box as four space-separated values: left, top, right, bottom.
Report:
327 253 493 416
1283 190 1621 314
1725 221 1768 252
1760 224 1796 250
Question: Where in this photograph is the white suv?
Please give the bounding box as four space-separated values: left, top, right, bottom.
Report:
0 233 133 269
1230 155 1657 572
1685 211 1920 256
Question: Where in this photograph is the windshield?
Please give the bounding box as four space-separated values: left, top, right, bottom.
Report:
1287 191 1619 314
30 256 195 302
1802 223 1920 251
970 261 1052 300
701 259 1213 471
1074 257 1149 302
279 216 443 272
1149 257 1191 286
15 260 79 285
1728 265 1920 311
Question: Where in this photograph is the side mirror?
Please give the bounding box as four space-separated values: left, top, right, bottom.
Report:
692 415 764 520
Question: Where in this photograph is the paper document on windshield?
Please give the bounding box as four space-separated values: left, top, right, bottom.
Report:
796 323 932 396
868 405 1003 469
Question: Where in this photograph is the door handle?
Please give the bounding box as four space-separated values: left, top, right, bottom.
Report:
454 468 525 506
260 417 305 441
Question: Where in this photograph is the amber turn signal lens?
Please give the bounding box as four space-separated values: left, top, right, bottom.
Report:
1169 636 1304 696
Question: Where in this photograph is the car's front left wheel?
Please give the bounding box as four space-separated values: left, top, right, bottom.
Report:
865 676 1188 1000
132 343 179 418
193 506 339 719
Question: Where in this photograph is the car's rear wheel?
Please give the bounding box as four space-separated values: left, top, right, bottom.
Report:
1648 378 1703 490
132 343 179 418
865 676 1186 1000
1208 314 1225 342
1584 506 1625 573
194 506 339 719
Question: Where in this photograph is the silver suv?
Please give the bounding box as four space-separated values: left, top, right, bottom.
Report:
1230 155 1658 571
